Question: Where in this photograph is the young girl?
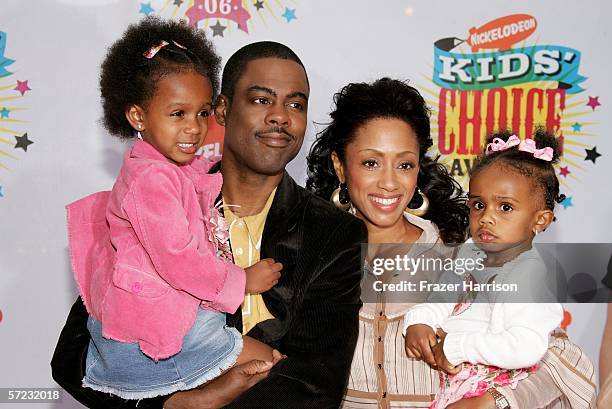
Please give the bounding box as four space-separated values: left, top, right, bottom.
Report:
66 17 282 399
404 129 565 408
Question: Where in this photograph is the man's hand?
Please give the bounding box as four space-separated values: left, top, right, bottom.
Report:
404 324 438 368
432 328 461 375
446 391 496 409
163 360 275 409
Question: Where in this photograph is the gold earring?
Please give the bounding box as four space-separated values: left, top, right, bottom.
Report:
331 183 351 211
405 188 429 217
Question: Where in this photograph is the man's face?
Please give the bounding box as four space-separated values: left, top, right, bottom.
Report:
215 57 309 176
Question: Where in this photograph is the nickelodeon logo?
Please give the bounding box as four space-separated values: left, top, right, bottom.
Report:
468 14 537 52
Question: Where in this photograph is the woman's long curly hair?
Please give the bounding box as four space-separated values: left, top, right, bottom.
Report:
306 78 468 244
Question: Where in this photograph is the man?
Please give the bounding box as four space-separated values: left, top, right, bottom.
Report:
51 42 367 409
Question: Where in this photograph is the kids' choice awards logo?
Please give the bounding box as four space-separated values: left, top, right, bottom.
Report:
0 31 33 199
138 0 299 38
424 14 603 210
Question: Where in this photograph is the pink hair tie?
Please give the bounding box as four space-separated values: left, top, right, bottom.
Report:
485 134 520 155
518 138 554 161
143 40 169 59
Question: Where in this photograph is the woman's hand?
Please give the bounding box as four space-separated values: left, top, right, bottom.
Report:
404 324 438 368
432 328 461 374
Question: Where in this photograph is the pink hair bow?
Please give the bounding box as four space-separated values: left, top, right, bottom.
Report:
485 134 520 155
518 138 554 161
143 40 169 59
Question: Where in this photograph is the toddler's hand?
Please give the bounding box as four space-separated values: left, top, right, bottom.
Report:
432 328 461 374
245 258 282 294
404 324 438 368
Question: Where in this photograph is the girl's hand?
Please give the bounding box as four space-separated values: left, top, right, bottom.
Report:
404 324 438 368
432 328 461 374
245 258 282 294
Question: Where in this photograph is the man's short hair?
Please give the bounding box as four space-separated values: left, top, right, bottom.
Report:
220 41 308 102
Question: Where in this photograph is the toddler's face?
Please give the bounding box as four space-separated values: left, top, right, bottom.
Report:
468 163 550 256
134 70 213 164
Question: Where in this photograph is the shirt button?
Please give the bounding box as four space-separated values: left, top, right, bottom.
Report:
235 248 243 256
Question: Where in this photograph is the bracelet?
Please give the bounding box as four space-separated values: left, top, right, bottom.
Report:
487 387 510 409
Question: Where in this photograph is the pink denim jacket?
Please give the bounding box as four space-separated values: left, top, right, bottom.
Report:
67 140 246 360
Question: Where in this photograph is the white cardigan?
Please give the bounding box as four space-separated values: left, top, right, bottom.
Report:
403 246 563 369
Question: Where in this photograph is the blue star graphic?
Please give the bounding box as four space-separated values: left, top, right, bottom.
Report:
0 107 9 118
560 196 573 209
571 122 582 132
282 8 297 23
140 2 154 15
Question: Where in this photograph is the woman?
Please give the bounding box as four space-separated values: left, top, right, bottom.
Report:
307 78 597 408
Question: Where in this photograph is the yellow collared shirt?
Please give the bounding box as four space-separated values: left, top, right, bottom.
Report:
224 188 277 334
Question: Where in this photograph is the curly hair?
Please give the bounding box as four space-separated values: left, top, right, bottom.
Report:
471 128 565 211
220 41 307 103
100 16 221 139
306 78 468 244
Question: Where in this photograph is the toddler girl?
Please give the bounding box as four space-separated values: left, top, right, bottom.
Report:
404 129 565 408
67 17 281 399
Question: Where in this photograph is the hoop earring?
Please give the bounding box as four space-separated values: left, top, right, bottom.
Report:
331 183 351 211
405 188 429 217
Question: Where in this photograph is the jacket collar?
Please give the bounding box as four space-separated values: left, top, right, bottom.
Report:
130 139 170 162
262 172 301 245
208 162 303 230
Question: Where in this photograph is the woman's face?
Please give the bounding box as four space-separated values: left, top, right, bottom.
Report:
332 117 420 230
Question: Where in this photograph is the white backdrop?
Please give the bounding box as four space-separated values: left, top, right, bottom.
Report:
0 1 610 407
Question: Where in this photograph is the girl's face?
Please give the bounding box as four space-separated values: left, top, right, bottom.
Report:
332 117 420 231
127 70 213 164
468 162 553 256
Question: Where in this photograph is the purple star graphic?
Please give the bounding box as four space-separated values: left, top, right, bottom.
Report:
586 96 601 111
14 80 31 96
559 166 570 177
